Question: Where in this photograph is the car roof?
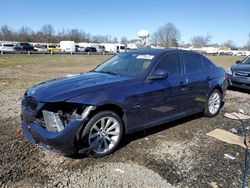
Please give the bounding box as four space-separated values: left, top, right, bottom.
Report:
127 48 189 56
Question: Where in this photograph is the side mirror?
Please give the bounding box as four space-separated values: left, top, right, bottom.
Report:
150 69 168 80
236 60 242 64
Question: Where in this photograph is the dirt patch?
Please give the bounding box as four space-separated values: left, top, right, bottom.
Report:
46 162 174 188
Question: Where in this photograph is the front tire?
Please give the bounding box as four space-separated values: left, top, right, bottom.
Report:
204 89 222 117
82 111 123 157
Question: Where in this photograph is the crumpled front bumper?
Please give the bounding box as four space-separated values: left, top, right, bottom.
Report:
21 100 89 155
21 119 87 155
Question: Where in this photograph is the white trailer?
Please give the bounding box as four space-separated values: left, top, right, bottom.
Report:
201 47 218 55
59 41 76 52
101 43 117 53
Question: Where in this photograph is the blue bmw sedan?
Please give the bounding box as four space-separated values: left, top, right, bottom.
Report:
21 49 227 157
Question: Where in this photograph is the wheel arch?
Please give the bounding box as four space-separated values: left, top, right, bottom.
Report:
91 103 128 134
75 102 128 145
212 85 223 95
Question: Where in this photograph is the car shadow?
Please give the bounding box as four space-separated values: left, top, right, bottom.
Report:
228 86 250 94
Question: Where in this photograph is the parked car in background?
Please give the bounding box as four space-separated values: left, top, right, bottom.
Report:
91 45 105 53
21 49 227 157
59 41 76 52
75 45 85 52
85 47 97 52
33 44 48 52
0 42 15 52
47 45 61 52
14 42 35 51
227 55 250 90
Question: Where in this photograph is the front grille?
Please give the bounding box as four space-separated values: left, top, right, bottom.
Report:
235 71 250 77
27 98 38 110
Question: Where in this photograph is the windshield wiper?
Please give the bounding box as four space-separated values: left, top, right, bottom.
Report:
93 70 119 76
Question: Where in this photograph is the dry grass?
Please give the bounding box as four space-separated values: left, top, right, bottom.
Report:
207 55 244 69
0 55 111 90
0 54 245 90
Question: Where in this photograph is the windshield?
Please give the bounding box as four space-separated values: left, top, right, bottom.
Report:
242 56 250 64
95 53 154 77
3 44 14 47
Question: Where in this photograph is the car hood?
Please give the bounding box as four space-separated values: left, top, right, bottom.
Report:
27 72 133 102
231 64 250 72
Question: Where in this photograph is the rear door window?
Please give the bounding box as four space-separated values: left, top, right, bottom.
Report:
202 56 213 71
182 53 203 74
155 53 182 76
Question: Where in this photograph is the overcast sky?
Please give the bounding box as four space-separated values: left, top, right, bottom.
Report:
1 0 249 46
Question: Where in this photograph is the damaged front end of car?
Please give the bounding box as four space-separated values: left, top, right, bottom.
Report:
21 96 96 155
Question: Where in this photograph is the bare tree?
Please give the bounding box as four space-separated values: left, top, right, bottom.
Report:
0 24 129 44
40 24 55 42
120 36 128 44
150 32 160 46
191 34 211 48
0 25 14 41
151 23 180 47
67 29 82 42
18 26 34 42
113 37 118 43
222 40 236 49
246 33 250 50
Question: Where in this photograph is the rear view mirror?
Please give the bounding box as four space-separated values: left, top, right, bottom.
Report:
236 60 242 64
150 69 168 80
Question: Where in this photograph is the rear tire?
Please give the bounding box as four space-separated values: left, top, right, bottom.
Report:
204 89 222 117
81 111 123 157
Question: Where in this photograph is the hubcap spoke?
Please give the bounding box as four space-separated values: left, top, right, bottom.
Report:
106 122 118 132
101 118 105 129
106 131 119 136
93 124 100 132
89 133 99 139
104 118 112 130
103 138 109 150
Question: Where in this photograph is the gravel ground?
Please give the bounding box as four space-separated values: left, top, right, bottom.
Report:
0 88 249 188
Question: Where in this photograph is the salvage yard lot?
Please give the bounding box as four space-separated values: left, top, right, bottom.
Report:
0 54 249 187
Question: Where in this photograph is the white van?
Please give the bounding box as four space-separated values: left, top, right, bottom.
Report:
101 43 116 53
101 43 126 53
59 41 76 52
0 42 15 52
115 44 126 53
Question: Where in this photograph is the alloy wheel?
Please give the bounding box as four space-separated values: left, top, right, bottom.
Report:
88 116 120 154
208 92 221 115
